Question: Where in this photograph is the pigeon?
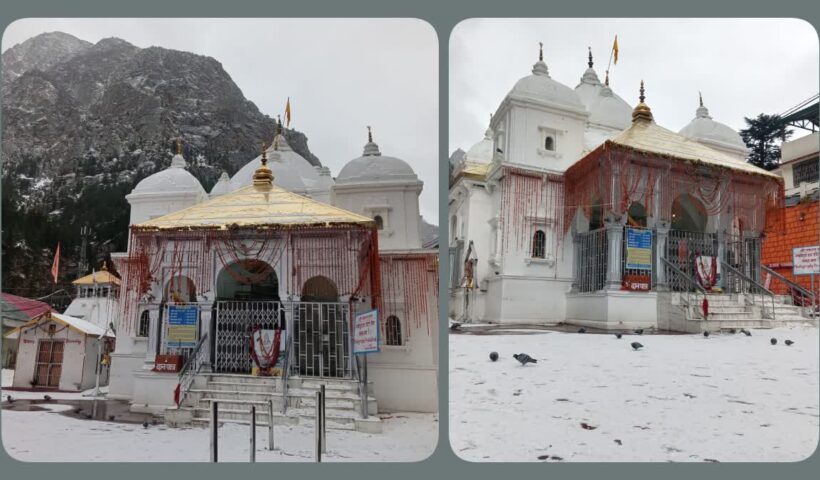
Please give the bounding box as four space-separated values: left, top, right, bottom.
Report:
634 329 644 335
108 415 116 421
43 394 52 402
578 327 587 334
785 340 794 346
489 351 499 362
615 333 623 339
631 342 643 351
741 329 752 337
142 421 149 428
770 338 777 345
5 395 13 404
449 322 462 331
703 331 710 338
513 353 537 365
728 328 737 334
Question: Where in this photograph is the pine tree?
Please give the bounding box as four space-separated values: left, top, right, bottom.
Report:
739 114 793 171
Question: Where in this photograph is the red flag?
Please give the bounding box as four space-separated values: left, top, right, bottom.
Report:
51 243 60 284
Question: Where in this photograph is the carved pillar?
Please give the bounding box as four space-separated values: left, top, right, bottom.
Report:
605 214 625 291
570 222 581 293
199 303 214 372
654 221 670 291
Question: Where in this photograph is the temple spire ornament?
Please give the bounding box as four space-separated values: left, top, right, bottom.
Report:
631 80 654 123
588 47 593 68
253 141 274 188
699 91 703 107
539 41 543 61
363 125 381 156
367 125 373 143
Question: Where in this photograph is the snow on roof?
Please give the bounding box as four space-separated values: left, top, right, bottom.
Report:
4 312 113 339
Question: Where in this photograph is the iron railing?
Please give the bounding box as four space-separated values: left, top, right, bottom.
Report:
281 329 294 414
214 301 283 374
575 228 608 292
762 265 818 318
290 302 352 379
662 257 707 321
721 260 776 320
177 332 208 406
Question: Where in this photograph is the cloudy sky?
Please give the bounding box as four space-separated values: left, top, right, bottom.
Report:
450 18 819 153
3 18 439 222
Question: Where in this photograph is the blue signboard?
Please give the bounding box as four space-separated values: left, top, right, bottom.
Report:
167 305 198 348
625 228 652 270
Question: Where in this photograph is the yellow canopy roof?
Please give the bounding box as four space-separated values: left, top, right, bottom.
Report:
72 270 121 286
454 160 493 182
607 119 780 180
135 184 375 231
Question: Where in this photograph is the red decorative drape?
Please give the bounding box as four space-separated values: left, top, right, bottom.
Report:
378 252 438 338
499 166 564 255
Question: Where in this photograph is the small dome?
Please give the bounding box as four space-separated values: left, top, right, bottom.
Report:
210 171 231 197
464 122 494 163
575 50 603 109
588 85 632 130
506 47 585 113
336 132 418 185
679 97 747 154
230 150 307 192
131 153 205 196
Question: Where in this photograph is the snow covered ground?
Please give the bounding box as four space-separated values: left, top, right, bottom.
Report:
1 403 437 462
450 326 819 462
2 370 437 462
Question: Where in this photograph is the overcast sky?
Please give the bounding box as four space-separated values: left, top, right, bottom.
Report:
450 18 819 153
3 18 439 222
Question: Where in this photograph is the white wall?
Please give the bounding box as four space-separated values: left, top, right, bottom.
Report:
63 295 118 330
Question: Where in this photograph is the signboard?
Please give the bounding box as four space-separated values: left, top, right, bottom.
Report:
353 309 379 354
154 354 182 373
793 246 820 276
623 274 651 291
167 305 198 349
625 228 652 270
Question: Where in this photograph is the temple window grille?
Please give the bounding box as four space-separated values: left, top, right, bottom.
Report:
532 230 547 258
544 136 555 151
793 157 819 187
385 315 403 346
575 228 608 292
137 310 150 337
374 215 384 230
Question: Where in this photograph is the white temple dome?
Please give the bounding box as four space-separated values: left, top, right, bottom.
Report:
229 133 322 193
588 85 632 130
336 132 418 185
574 49 603 109
209 171 231 197
679 97 747 154
464 122 494 163
131 153 206 196
506 47 585 113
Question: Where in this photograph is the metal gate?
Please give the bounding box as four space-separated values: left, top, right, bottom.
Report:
725 234 761 284
665 230 718 289
214 301 282 374
291 302 352 379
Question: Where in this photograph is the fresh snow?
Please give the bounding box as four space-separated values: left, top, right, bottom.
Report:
2 369 437 462
450 326 819 462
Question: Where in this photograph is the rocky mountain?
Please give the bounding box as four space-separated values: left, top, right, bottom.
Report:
1 32 321 299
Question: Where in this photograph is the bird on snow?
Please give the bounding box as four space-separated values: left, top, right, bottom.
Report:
578 327 587 334
513 353 537 365
108 415 116 421
449 322 462 331
489 351 499 362
5 395 13 403
631 342 643 351
770 338 777 345
728 328 737 334
43 394 52 402
785 340 794 346
615 333 623 339
741 329 752 337
142 421 149 428
703 331 710 338
634 328 644 335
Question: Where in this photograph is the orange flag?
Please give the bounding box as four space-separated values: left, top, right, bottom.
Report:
612 35 619 65
51 243 60 284
284 97 292 127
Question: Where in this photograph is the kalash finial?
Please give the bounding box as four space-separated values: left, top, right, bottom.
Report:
588 47 593 69
539 41 543 61
632 80 654 123
367 125 373 143
699 91 703 107
253 141 274 188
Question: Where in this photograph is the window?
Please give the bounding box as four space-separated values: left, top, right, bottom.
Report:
374 215 384 230
794 158 819 187
544 136 555 151
137 310 150 338
385 315 402 346
532 230 546 258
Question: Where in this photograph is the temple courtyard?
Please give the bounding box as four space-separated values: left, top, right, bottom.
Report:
449 324 819 462
1 370 437 462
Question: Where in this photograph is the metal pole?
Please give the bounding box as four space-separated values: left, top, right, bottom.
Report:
320 384 327 454
210 401 218 463
249 405 256 463
92 336 102 418
268 399 275 451
360 355 368 419
314 391 322 462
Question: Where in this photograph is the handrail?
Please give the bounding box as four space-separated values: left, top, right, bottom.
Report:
661 257 707 321
721 261 776 320
281 325 293 415
178 332 208 406
761 265 817 317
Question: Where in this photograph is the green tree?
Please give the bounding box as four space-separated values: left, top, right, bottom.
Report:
739 114 793 171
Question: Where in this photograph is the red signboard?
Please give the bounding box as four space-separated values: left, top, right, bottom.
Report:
623 274 651 291
154 354 182 373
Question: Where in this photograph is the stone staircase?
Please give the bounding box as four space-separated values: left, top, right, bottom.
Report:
166 373 382 433
671 293 815 332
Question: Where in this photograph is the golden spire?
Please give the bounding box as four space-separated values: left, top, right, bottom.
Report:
253 141 274 188
631 80 654 123
175 137 182 155
101 260 108 271
588 46 593 69
539 41 543 61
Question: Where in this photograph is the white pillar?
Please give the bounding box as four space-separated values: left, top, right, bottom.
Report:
144 306 161 370
654 221 670 291
200 304 214 372
605 217 625 291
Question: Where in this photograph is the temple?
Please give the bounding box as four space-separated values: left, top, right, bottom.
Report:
449 45 811 331
109 125 438 432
